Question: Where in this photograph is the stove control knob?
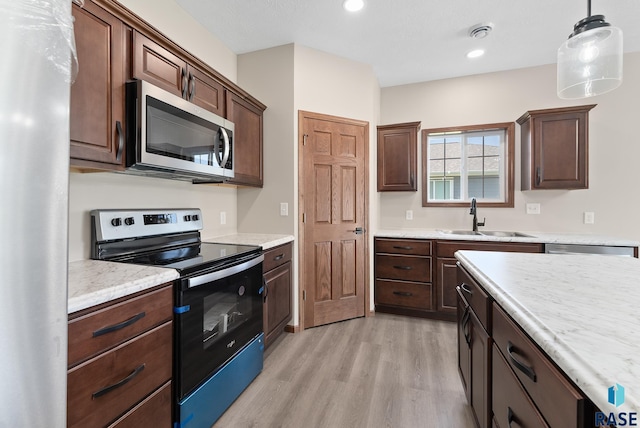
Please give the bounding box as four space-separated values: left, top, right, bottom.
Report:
192 214 199 221
111 217 122 227
124 217 135 226
183 215 191 222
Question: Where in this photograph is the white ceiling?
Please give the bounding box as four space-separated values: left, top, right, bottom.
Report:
173 0 640 88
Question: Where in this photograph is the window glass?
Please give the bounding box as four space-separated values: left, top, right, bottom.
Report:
422 123 514 207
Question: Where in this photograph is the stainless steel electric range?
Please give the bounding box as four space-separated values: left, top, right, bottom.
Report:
91 208 264 428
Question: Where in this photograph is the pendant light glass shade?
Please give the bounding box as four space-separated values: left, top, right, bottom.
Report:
557 13 623 99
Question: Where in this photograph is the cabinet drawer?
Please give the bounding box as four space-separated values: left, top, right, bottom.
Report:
375 254 432 282
492 345 549 428
375 238 432 256
493 304 585 428
436 241 543 258
108 381 172 428
68 285 173 367
263 242 292 273
375 279 432 310
457 266 491 332
67 322 173 428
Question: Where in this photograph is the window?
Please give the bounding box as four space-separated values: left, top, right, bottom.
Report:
422 122 514 207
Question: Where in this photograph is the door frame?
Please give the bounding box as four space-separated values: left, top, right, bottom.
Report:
297 110 371 332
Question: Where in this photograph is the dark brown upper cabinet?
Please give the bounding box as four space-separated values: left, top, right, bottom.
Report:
377 122 421 191
132 31 225 117
517 105 596 190
70 0 129 170
225 92 265 187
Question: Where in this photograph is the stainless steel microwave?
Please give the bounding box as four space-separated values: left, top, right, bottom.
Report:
125 80 234 183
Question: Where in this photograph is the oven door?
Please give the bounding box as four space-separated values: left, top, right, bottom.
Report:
174 254 264 400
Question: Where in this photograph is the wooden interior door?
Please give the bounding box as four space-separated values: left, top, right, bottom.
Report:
299 111 369 329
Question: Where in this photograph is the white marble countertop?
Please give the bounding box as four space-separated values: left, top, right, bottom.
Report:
455 250 640 415
204 233 294 250
68 260 179 314
376 228 639 247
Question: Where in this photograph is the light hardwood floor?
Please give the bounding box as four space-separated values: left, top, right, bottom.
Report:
213 313 475 428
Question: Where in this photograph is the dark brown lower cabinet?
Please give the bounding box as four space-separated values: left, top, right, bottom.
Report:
263 243 293 348
457 274 491 428
492 346 549 428
457 264 593 428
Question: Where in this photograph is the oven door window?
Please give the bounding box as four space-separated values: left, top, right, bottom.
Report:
176 259 263 400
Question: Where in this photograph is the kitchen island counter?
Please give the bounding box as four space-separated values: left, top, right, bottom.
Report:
455 250 640 416
68 259 179 314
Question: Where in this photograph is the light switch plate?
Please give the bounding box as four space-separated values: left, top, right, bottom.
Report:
280 202 289 216
220 211 226 225
584 211 595 224
526 203 541 215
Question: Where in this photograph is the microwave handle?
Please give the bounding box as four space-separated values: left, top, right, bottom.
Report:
219 127 230 167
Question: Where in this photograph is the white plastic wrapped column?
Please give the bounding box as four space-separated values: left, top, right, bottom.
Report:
0 1 75 426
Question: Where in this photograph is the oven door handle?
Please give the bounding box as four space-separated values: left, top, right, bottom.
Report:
187 254 264 289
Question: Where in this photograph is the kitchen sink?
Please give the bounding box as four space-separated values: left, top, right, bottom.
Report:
479 231 533 238
439 230 483 236
439 230 533 238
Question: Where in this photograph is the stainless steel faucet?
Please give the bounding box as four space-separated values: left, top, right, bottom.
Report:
470 198 486 232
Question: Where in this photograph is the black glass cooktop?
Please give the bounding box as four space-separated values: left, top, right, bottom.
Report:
110 241 261 275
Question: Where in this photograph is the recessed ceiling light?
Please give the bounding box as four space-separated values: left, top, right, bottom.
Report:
343 0 364 12
467 49 485 59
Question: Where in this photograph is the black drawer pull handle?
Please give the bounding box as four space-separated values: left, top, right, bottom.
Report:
460 283 473 295
507 341 537 382
393 266 412 270
273 254 284 261
461 306 471 345
92 312 146 337
393 291 413 297
392 245 413 250
92 364 145 399
507 407 517 428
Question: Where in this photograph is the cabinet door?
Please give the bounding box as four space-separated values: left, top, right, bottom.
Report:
457 289 471 403
263 261 292 348
187 65 225 116
532 111 588 189
132 31 187 98
70 1 127 168
437 257 458 314
377 122 420 191
225 91 264 187
470 312 491 428
518 105 595 190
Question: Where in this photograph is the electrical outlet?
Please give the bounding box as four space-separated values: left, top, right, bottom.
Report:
220 211 226 225
584 211 595 224
526 203 541 215
280 202 289 216
406 210 413 220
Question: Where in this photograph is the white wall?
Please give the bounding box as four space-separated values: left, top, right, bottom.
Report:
379 52 640 242
68 0 239 261
236 44 296 235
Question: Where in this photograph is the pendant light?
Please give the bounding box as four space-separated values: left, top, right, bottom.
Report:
557 0 623 99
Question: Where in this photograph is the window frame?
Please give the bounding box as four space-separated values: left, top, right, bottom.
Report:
421 122 515 208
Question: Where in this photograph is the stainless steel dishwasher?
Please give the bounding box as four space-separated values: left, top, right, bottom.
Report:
545 243 635 257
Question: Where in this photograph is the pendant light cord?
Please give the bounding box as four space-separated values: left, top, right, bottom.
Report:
587 0 591 18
